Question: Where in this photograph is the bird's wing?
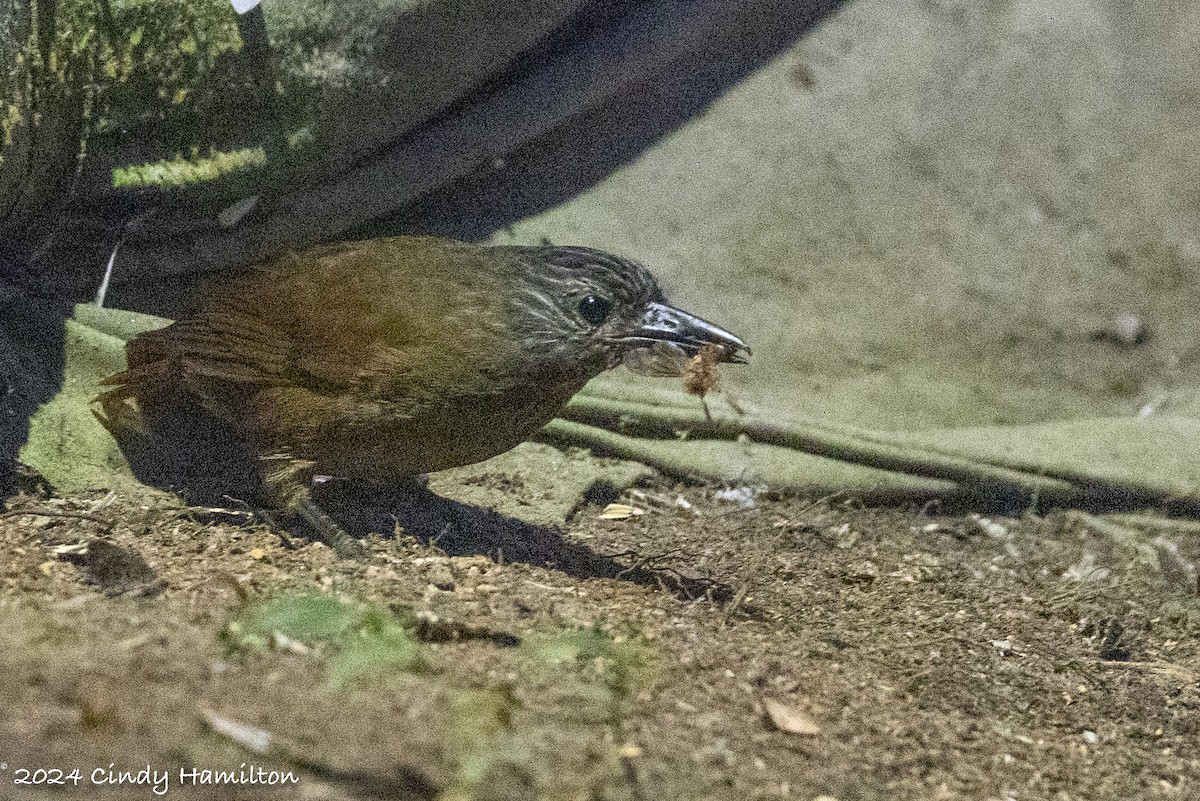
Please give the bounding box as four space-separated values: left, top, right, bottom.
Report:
99 290 429 428
97 304 293 425
99 236 508 428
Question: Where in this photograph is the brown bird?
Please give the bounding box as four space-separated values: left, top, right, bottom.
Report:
97 236 748 555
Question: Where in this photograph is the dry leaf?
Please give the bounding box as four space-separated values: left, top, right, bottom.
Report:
199 707 272 753
598 503 645 520
763 697 821 735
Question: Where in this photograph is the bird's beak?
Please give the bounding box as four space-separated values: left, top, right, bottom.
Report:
622 302 750 363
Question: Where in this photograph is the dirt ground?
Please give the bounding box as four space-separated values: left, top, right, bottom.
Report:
2 474 1199 801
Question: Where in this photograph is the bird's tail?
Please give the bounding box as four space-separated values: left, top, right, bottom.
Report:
92 327 181 439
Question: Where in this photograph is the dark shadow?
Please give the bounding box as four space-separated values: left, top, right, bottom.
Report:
317 480 733 603
104 405 730 601
0 292 71 498
107 1 847 311
933 484 1200 520
367 0 847 242
98 395 269 507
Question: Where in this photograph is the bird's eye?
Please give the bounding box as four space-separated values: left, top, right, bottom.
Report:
577 295 611 325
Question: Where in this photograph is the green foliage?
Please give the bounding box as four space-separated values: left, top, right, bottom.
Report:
0 0 242 168
262 0 423 131
226 591 354 648
326 605 424 688
111 145 265 187
95 0 242 136
222 591 427 687
522 628 653 723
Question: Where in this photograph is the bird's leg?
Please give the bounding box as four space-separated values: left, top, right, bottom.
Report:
260 454 365 559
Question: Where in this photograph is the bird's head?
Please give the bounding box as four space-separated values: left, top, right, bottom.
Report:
502 245 749 380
